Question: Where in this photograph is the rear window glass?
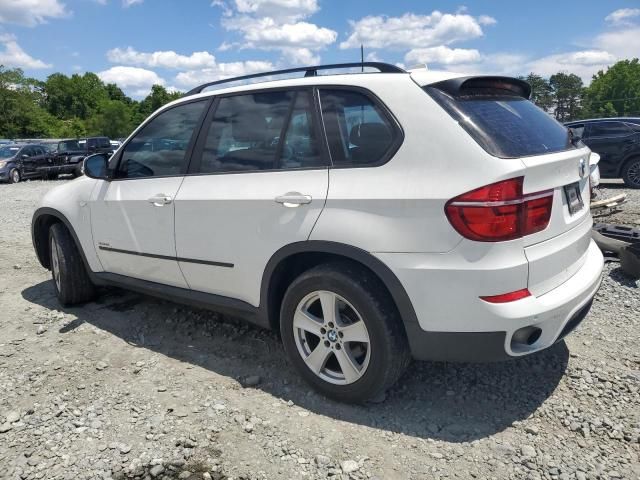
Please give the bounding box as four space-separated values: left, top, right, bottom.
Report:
588 121 633 137
425 87 574 158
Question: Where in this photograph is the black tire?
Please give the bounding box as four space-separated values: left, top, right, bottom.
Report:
621 157 640 189
280 262 410 403
49 223 96 306
8 168 21 184
73 163 84 178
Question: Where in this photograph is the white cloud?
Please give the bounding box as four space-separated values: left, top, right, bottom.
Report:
214 0 335 65
123 0 143 7
605 8 640 25
107 47 217 70
405 46 481 66
340 11 490 50
98 66 164 96
223 16 336 50
478 15 497 26
174 60 274 88
593 27 640 60
233 0 318 20
0 0 68 27
525 50 617 81
0 34 51 69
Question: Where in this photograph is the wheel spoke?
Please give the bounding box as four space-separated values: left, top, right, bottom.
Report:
304 343 332 374
293 309 322 336
334 348 361 383
340 320 369 343
318 291 338 325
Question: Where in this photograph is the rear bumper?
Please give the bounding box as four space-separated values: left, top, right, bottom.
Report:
376 239 604 362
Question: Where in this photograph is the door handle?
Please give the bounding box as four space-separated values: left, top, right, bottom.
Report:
275 192 312 207
148 194 173 206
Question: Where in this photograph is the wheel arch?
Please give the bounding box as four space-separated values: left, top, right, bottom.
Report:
32 207 90 272
619 154 640 177
260 241 420 336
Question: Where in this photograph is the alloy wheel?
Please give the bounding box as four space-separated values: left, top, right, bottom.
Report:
293 290 371 385
11 169 20 183
627 160 640 187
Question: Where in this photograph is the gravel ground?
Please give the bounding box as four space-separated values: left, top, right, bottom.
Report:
0 179 638 480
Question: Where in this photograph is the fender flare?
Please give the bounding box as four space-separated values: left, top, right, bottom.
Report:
259 241 420 335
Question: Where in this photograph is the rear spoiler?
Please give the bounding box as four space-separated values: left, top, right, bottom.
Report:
428 76 531 100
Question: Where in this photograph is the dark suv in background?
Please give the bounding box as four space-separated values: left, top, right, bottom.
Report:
566 118 640 188
47 136 113 178
0 144 50 183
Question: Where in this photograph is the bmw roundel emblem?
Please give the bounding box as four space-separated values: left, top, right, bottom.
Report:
579 158 587 179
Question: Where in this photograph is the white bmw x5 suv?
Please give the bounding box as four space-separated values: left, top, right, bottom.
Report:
32 63 604 403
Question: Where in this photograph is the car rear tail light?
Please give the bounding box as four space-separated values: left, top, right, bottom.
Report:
445 177 553 242
480 288 532 303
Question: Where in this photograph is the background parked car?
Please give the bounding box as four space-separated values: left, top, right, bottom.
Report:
566 118 640 188
43 136 113 179
0 143 50 183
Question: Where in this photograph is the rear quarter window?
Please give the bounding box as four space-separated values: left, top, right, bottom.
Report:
425 87 574 158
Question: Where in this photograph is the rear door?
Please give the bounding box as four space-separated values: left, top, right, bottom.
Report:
174 88 329 306
90 99 210 287
582 121 635 176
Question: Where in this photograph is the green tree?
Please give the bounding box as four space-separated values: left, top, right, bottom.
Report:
549 73 584 122
520 73 554 111
583 58 640 117
87 100 133 138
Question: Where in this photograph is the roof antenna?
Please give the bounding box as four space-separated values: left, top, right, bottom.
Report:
361 44 364 72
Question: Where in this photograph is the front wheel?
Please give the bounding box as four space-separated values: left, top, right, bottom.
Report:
622 157 640 189
280 263 410 403
8 168 21 183
49 223 96 306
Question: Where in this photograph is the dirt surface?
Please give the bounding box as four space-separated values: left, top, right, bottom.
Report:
0 179 638 480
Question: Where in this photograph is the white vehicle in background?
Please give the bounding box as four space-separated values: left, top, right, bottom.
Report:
31 63 604 403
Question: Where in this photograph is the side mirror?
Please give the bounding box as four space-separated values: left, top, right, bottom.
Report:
83 153 110 180
21 154 29 159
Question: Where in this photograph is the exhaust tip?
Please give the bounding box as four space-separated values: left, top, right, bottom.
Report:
511 326 542 350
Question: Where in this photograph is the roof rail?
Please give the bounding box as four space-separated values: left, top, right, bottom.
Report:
184 62 406 96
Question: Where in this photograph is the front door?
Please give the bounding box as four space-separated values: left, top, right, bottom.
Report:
174 89 329 306
90 99 210 287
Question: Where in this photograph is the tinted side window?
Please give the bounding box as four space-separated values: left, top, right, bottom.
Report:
319 89 396 166
279 91 324 169
116 100 207 179
21 147 34 157
589 121 633 137
197 90 325 174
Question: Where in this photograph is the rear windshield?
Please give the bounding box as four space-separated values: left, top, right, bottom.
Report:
425 87 574 158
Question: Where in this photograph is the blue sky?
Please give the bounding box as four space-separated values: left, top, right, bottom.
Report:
1 0 639 97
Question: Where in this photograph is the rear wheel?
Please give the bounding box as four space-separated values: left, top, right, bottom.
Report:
8 168 21 184
280 262 410 403
49 223 96 306
622 157 640 189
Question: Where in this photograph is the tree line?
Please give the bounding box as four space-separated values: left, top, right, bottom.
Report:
0 58 638 140
0 68 182 139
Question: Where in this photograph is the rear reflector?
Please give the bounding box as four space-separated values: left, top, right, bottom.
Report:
480 288 532 303
445 177 553 242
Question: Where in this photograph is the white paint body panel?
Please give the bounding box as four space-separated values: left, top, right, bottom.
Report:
89 177 188 288
174 169 328 305
36 68 604 360
37 176 103 272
